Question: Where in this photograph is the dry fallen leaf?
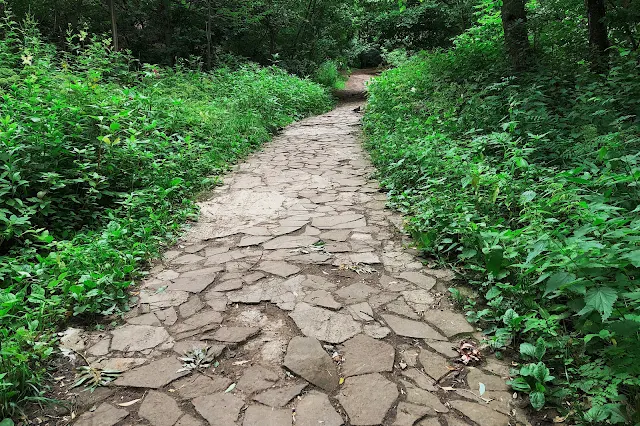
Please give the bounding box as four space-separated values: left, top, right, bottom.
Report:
118 399 141 407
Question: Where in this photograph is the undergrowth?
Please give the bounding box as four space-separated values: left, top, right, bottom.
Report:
364 11 640 426
0 13 332 418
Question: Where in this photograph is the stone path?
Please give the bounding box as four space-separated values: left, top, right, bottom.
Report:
62 73 529 426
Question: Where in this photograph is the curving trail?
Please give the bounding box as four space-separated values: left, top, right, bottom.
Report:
60 72 528 426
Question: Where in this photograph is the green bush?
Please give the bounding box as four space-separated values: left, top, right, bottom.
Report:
0 14 331 418
364 15 640 425
313 60 346 89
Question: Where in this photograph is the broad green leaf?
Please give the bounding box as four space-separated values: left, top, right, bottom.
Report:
519 342 536 359
623 250 640 267
529 391 545 410
485 286 501 300
507 377 530 392
544 272 576 296
583 287 618 321
520 190 537 203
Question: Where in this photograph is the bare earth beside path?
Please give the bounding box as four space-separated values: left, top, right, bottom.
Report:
55 73 530 426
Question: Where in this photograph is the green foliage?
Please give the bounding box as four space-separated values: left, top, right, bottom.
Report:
0 12 331 418
364 2 640 422
313 60 346 89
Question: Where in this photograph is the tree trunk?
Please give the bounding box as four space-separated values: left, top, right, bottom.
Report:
109 0 118 51
206 0 212 70
587 0 609 71
501 0 531 71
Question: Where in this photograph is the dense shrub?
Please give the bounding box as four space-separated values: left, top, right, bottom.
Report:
364 14 640 425
313 60 347 89
0 15 331 417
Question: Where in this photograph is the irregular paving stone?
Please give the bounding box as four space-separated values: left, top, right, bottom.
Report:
466 367 509 392
156 307 178 325
304 289 342 310
368 292 400 309
203 290 229 311
243 404 292 426
334 283 380 304
349 252 380 264
385 299 420 320
283 336 339 391
289 302 361 344
192 393 245 426
379 275 411 291
213 279 244 292
401 368 437 392
113 357 188 388
175 414 204 426
257 261 301 277
253 382 308 407
416 416 443 426
170 310 224 334
402 380 449 413
127 312 161 326
87 337 111 356
422 309 474 337
157 269 180 281
363 323 391 339
450 400 510 426
382 314 447 340
418 349 451 380
140 289 190 309
398 272 437 290
263 235 319 249
139 390 182 426
169 275 215 293
425 340 459 358
171 254 205 265
393 402 435 426
110 325 170 352
312 214 365 229
239 235 274 247
301 275 337 290
178 296 205 318
295 391 344 426
172 340 221 356
236 365 280 394
74 403 128 426
347 302 374 321
173 373 232 399
341 334 394 377
92 357 146 372
320 229 351 242
337 373 399 426
401 290 436 307
206 326 260 343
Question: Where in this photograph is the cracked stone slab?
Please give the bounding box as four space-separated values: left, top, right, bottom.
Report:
295 391 344 426
289 302 360 344
393 402 435 426
347 302 374 321
402 380 449 413
236 365 280 394
168 275 215 293
334 283 380 304
176 414 204 426
192 393 245 426
257 261 301 277
263 235 319 249
450 400 510 426
74 403 129 426
113 357 188 388
466 367 510 392
422 309 474 337
363 323 391 339
382 314 447 340
398 272 437 290
170 310 223 334
312 214 365 229
127 312 161 326
418 349 451 380
304 290 342 310
341 334 395 377
401 368 437 392
110 325 170 352
172 371 231 399
253 382 308 407
243 404 292 426
139 390 182 426
283 336 338 391
140 289 190 309
337 373 399 425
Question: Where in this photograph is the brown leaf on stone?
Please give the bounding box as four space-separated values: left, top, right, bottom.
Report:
458 340 482 365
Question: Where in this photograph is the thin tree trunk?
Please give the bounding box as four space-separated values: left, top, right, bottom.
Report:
587 0 609 71
109 0 118 51
501 0 532 71
206 0 212 70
